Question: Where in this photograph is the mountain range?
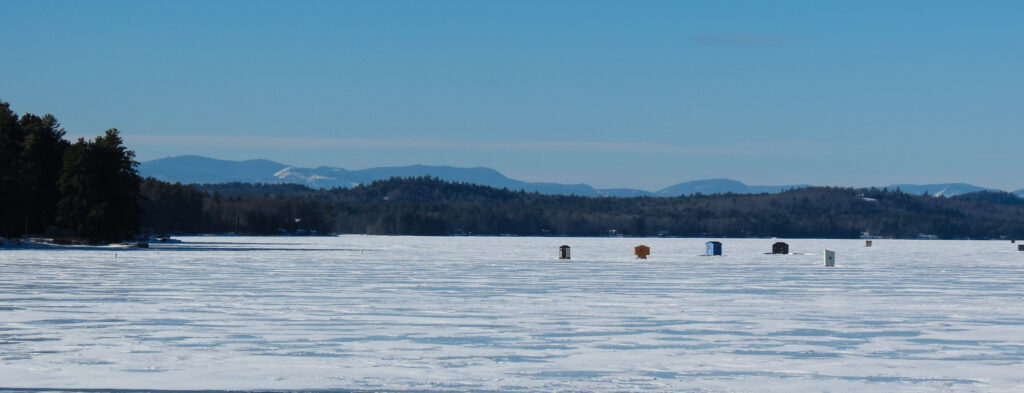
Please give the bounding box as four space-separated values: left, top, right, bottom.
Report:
139 155 1024 198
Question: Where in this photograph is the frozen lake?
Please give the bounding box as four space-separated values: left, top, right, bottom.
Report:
1 236 1023 392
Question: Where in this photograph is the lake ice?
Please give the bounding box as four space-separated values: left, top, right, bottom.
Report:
1 236 1023 392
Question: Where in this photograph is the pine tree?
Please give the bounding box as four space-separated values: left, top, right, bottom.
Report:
0 102 27 236
93 129 142 240
19 113 70 233
56 138 96 239
56 129 142 242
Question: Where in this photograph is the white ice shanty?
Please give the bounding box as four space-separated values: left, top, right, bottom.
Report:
824 250 836 267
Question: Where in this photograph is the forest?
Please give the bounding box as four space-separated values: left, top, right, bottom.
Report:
140 177 1024 240
5 99 1024 242
0 101 140 242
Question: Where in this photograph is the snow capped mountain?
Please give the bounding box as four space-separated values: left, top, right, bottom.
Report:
272 166 359 187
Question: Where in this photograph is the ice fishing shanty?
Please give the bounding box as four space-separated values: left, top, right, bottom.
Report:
824 249 836 267
634 245 650 259
1018 244 1024 252
865 240 873 247
559 245 571 259
772 242 789 254
705 241 722 256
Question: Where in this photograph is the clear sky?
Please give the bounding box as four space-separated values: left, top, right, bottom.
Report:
2 1 1022 191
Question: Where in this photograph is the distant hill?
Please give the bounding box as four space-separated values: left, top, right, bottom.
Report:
654 178 808 196
141 155 288 185
951 190 1024 205
597 188 655 197
139 155 1011 198
887 183 995 197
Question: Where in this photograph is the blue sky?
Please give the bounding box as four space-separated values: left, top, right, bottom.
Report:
2 1 1022 190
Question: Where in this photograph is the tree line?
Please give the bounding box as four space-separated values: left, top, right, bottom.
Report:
140 177 1024 240
1 101 141 242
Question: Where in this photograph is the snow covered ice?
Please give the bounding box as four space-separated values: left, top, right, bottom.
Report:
1 236 1023 392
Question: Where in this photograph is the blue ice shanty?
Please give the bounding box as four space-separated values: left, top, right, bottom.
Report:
705 241 722 256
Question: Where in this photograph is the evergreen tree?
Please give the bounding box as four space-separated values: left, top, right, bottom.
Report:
19 113 69 233
56 138 96 238
93 129 142 240
0 101 27 236
56 129 142 242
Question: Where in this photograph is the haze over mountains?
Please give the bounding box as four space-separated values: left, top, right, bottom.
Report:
140 155 1023 198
